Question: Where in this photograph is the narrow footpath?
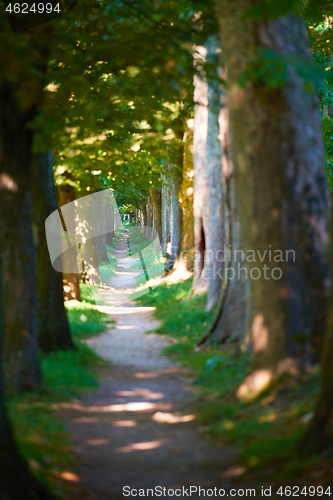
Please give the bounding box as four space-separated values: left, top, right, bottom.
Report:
61 230 237 500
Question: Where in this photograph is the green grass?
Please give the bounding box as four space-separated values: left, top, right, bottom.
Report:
137 278 323 483
8 283 111 497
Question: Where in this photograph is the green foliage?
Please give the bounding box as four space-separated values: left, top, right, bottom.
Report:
65 298 113 339
307 19 333 188
138 278 214 348
240 47 332 91
242 0 301 21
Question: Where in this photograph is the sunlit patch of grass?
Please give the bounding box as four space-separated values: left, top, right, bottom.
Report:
80 282 106 305
65 296 114 340
99 257 118 284
137 278 322 483
8 284 110 497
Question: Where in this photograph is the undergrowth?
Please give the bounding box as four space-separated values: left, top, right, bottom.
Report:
137 278 323 483
8 283 110 497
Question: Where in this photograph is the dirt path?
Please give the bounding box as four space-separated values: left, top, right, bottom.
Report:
61 231 237 499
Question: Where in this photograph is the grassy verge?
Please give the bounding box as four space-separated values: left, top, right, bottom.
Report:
8 283 111 497
137 279 326 484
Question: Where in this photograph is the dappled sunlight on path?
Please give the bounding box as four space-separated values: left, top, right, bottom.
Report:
60 229 237 499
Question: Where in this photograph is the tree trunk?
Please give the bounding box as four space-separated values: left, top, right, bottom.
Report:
32 151 75 353
162 181 171 254
105 199 116 248
179 118 195 270
0 78 43 393
216 3 329 397
192 45 212 294
298 201 333 453
211 82 249 343
146 196 154 240
142 203 148 234
205 35 225 311
149 189 162 244
0 230 53 500
167 162 183 270
58 180 82 302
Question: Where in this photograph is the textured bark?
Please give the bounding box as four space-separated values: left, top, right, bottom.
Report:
216 3 329 390
298 212 333 453
0 235 53 499
32 151 75 354
58 180 82 302
0 79 43 393
179 118 195 269
211 90 249 343
212 173 249 344
149 189 162 244
193 45 211 293
205 36 225 311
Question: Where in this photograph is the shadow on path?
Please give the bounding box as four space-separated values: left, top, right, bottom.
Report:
60 230 237 499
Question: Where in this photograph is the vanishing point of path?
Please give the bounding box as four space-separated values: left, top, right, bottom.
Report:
60 230 237 499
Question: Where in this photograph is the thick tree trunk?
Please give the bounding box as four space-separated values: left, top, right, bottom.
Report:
216 3 329 397
0 79 43 393
298 211 333 453
192 38 226 309
149 189 162 244
0 236 53 499
205 36 225 311
211 87 249 343
32 151 75 353
212 173 249 344
192 45 213 295
179 118 195 269
58 180 82 302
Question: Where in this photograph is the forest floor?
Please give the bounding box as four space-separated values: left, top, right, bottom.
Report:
60 229 239 499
